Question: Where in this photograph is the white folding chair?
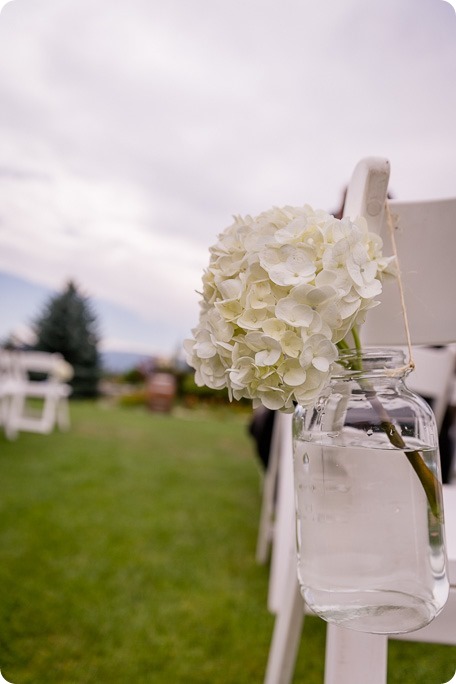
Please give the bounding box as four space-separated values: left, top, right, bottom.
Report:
263 157 456 684
5 351 73 439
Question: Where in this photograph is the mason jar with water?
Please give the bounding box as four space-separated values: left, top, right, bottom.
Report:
293 348 449 634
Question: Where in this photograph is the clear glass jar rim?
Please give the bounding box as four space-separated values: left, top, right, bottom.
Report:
331 347 406 379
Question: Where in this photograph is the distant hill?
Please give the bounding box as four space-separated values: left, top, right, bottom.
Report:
100 351 153 374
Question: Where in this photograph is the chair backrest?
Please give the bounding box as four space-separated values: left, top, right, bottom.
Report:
343 157 456 347
0 349 11 376
405 346 455 431
0 349 21 384
343 156 456 432
15 351 73 382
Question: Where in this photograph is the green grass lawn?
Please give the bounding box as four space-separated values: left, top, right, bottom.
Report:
0 401 455 683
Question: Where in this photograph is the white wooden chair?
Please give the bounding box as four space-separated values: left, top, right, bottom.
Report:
3 351 73 439
263 157 456 684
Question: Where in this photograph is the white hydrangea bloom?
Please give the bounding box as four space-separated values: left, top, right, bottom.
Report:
185 204 394 410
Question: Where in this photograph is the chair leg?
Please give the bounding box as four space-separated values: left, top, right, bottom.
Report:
264 575 305 684
4 392 23 440
256 417 281 564
40 394 58 434
267 413 294 613
324 624 388 684
57 397 70 431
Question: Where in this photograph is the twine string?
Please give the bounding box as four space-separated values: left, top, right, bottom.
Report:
383 200 415 377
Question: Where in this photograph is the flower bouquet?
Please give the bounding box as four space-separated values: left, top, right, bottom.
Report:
185 204 395 409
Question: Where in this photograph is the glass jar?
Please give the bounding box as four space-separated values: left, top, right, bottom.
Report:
293 348 449 634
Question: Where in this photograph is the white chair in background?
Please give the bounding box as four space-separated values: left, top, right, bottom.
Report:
3 351 73 439
262 157 456 684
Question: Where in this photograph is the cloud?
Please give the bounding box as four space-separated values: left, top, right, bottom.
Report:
0 0 455 352
0 169 207 332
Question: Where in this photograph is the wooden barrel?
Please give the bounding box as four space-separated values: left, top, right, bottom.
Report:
146 372 176 412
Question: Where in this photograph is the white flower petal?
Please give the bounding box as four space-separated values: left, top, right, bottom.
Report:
312 356 330 372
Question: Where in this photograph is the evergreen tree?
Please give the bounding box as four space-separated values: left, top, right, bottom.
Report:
34 281 100 397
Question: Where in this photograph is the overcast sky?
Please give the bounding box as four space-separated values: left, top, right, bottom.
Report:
0 0 455 355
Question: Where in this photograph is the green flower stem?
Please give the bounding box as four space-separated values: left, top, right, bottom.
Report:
336 334 442 521
351 325 362 355
336 337 351 352
370 396 442 521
